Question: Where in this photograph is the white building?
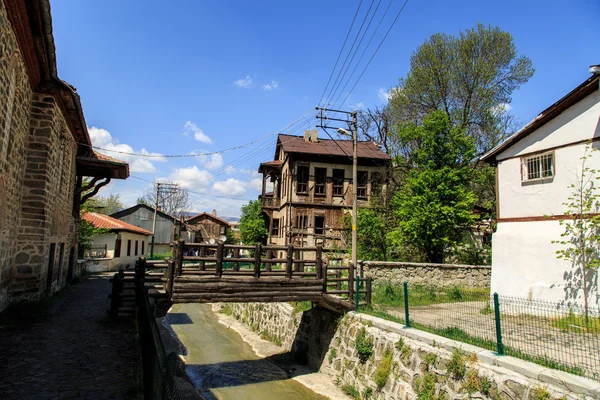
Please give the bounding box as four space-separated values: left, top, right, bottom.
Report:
482 69 600 307
82 212 152 272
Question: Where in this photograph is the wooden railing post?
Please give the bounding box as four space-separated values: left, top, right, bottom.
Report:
265 248 272 272
366 278 372 307
336 269 342 291
348 261 355 301
233 247 240 271
286 244 293 279
216 242 224 277
322 262 328 294
175 239 184 277
294 249 301 272
200 247 206 271
254 243 262 278
359 261 364 278
316 245 323 280
166 260 175 299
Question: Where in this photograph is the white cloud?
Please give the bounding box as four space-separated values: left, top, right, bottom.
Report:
378 88 391 102
203 153 223 170
183 121 212 144
212 178 248 197
88 126 167 173
248 178 263 192
225 165 237 175
350 102 365 110
263 81 279 90
167 166 213 189
234 76 253 88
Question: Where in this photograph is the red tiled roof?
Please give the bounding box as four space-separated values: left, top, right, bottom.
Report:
82 212 152 235
277 134 391 160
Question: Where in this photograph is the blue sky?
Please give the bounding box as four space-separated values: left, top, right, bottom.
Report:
50 0 599 217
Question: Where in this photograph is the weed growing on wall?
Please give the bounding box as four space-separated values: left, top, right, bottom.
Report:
530 387 552 400
373 348 393 389
328 348 337 364
413 372 437 399
447 348 466 379
341 385 360 400
355 327 374 363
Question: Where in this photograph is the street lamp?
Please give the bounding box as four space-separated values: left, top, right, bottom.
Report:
337 127 358 275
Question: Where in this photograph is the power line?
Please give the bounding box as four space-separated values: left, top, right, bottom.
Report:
338 0 410 107
317 0 364 108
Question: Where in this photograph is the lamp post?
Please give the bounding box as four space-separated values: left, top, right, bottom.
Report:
337 117 358 274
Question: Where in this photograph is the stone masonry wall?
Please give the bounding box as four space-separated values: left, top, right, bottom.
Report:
362 261 491 288
0 0 34 311
225 302 598 399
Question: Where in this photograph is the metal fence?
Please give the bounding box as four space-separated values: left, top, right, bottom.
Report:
136 267 181 399
362 282 600 382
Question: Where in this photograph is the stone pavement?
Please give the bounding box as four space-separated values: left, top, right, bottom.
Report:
0 274 139 399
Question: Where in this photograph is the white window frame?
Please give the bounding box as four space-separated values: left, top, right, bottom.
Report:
521 152 554 182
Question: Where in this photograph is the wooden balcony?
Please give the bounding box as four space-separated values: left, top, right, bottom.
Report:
262 196 280 209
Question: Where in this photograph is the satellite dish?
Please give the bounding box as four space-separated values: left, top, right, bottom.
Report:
220 235 227 242
209 238 216 244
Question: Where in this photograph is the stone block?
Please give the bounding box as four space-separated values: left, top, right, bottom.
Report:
537 369 600 397
495 356 548 380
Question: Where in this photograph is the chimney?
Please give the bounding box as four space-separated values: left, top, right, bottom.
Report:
590 65 600 75
310 129 319 143
156 206 162 212
212 209 217 216
304 130 310 142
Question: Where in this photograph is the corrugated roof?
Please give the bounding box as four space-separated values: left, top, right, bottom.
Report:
82 212 152 235
277 134 391 160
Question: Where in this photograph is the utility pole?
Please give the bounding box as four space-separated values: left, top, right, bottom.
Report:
150 182 160 257
315 107 358 270
150 182 180 257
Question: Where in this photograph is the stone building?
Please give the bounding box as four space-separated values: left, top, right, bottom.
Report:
258 132 390 252
0 0 128 311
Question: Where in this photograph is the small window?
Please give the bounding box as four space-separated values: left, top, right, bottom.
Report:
521 153 554 181
135 240 139 256
297 166 309 194
314 168 326 196
357 171 368 198
272 218 280 237
314 216 325 235
219 225 225 235
295 215 308 230
127 240 131 257
141 241 145 255
333 169 344 196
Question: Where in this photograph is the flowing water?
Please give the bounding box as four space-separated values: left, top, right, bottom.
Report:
166 303 328 400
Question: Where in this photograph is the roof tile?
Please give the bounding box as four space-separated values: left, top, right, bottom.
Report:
82 212 153 236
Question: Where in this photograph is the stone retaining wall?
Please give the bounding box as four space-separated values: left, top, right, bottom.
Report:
361 261 491 288
225 302 599 399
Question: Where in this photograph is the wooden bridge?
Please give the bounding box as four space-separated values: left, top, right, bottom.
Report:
127 240 372 313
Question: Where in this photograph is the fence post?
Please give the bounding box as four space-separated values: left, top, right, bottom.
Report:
366 278 372 308
166 260 175 299
265 248 272 272
403 282 410 328
233 247 240 271
216 242 224 277
336 269 341 291
109 272 121 319
355 275 361 312
348 262 355 301
493 293 504 355
294 249 301 272
175 239 184 277
359 261 364 278
316 245 323 280
322 261 328 293
286 244 293 278
254 243 262 278
199 247 206 271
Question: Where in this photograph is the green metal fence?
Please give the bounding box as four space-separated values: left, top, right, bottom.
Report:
362 282 600 382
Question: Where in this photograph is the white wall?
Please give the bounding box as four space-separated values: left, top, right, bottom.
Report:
86 231 149 272
491 220 599 308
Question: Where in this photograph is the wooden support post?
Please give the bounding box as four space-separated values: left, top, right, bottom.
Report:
216 242 224 277
233 247 240 271
322 262 328 293
294 249 301 272
166 260 175 299
316 245 323 280
200 247 206 271
175 239 184 277
366 278 372 307
336 269 342 291
265 248 272 272
359 261 364 278
254 243 262 278
348 262 355 301
109 272 121 319
286 244 293 279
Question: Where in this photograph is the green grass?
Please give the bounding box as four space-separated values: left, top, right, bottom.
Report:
341 385 360 399
372 284 489 308
147 252 171 261
290 301 312 314
551 311 600 334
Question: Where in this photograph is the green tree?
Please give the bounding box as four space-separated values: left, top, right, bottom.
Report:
239 200 268 246
553 145 600 323
392 111 476 263
389 23 534 213
85 193 124 215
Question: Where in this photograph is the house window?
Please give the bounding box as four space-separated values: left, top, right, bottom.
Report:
115 235 122 258
141 240 145 255
295 214 308 230
272 218 280 237
219 225 225 235
135 240 139 256
521 152 554 181
357 171 368 198
333 169 344 196
297 166 309 194
314 168 326 196
127 240 131 256
314 216 325 235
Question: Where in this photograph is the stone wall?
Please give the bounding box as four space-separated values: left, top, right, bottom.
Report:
225 302 599 399
361 261 491 288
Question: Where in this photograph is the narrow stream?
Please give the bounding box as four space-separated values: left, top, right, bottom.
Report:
166 303 328 400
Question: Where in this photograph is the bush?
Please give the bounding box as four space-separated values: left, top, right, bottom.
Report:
414 372 437 399
341 385 360 399
373 348 393 389
447 348 466 379
355 327 374 363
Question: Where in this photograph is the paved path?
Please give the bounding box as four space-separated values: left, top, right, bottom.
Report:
0 274 139 399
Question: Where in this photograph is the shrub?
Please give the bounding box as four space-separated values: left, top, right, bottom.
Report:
341 385 360 400
424 353 437 371
447 348 466 379
450 286 463 301
362 387 374 399
373 348 393 389
530 387 551 400
414 372 437 399
355 327 374 363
